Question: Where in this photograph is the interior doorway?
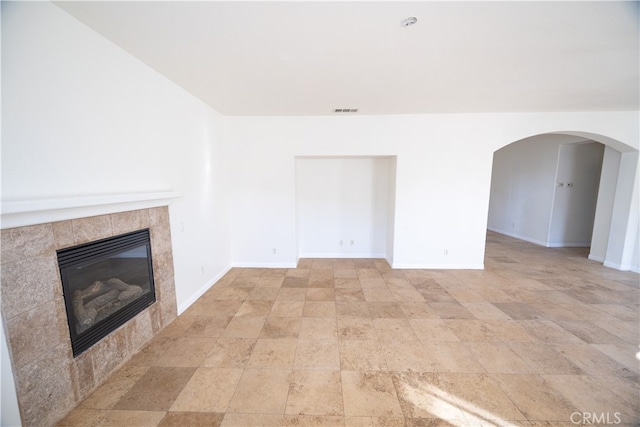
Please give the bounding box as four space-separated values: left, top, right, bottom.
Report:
487 133 618 262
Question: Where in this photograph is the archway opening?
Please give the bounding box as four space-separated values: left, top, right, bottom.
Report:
487 131 638 272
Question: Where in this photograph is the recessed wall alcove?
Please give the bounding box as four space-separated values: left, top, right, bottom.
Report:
295 156 397 264
1 195 179 427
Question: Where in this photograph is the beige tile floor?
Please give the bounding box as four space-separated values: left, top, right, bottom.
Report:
58 232 640 426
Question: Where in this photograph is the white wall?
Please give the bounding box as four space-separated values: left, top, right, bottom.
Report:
590 147 622 262
487 135 579 245
296 157 390 258
225 113 638 271
1 1 232 313
549 142 604 246
605 151 640 271
386 157 397 265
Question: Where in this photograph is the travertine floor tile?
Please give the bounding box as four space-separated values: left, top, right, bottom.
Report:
60 233 639 427
374 319 420 343
409 319 460 342
492 374 578 421
221 413 284 426
227 369 291 414
466 342 536 374
339 340 388 371
391 372 468 423
113 366 196 411
591 343 640 373
294 339 340 370
444 319 503 342
79 366 149 410
335 301 370 318
202 338 256 368
337 317 377 340
422 342 485 373
170 368 242 412
551 342 638 377
247 339 297 369
158 411 224 427
544 374 640 424
299 317 338 339
95 410 165 426
56 408 106 427
285 370 343 416
367 301 406 318
341 371 403 417
235 300 274 317
382 341 434 372
344 417 405 427
269 300 305 317
517 319 585 343
506 342 583 374
220 317 266 338
303 301 337 317
183 316 233 338
259 316 301 339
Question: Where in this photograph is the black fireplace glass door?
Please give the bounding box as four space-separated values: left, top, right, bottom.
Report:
58 229 156 356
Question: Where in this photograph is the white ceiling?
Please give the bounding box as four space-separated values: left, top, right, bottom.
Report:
55 1 639 116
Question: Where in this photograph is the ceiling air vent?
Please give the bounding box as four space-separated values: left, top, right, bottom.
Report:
333 108 359 113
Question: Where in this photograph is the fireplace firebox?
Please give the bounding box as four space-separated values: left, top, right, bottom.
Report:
57 229 156 357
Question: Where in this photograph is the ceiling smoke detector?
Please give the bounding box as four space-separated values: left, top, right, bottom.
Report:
333 108 358 113
400 17 418 27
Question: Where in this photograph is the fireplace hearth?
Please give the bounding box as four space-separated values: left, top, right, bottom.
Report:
58 229 157 356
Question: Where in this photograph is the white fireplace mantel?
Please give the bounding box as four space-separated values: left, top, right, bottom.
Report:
1 191 181 229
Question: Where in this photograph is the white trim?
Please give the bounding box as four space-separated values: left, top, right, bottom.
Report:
487 227 549 246
1 191 180 229
546 242 591 248
588 253 605 263
603 260 631 271
232 262 298 269
297 253 386 259
177 265 232 315
391 262 484 270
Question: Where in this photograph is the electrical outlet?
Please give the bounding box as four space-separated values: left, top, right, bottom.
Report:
444 249 448 255
272 248 277 255
340 240 344 246
350 240 355 246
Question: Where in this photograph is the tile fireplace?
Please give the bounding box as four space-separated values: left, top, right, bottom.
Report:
1 204 178 426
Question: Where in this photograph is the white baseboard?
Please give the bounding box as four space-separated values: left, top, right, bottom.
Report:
546 242 591 248
487 227 549 246
232 262 298 268
177 265 232 314
588 254 605 263
488 228 590 248
391 262 484 270
298 253 386 259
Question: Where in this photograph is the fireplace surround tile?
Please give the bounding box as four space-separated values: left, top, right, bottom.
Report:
1 206 177 426
1 254 58 319
6 300 65 369
111 210 143 235
1 223 54 263
71 214 114 245
52 220 76 248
